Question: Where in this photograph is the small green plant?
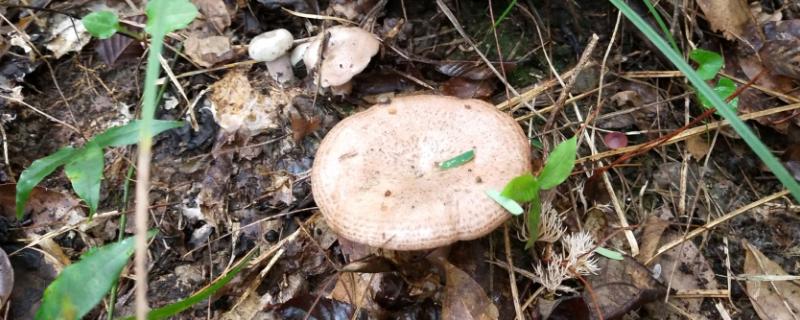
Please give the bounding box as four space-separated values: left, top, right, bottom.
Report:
489 137 578 248
29 0 201 318
610 0 800 201
688 48 738 111
15 120 182 218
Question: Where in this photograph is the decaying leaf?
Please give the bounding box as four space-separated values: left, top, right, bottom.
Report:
184 32 234 67
0 247 13 308
441 77 495 100
192 0 231 31
45 15 91 58
650 231 719 316
743 241 800 320
583 256 666 319
696 0 749 40
440 259 499 320
687 135 711 160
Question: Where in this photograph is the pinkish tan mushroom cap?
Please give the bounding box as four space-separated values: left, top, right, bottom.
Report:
311 95 531 250
303 26 380 87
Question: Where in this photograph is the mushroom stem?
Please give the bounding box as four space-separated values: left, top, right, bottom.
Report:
265 54 295 84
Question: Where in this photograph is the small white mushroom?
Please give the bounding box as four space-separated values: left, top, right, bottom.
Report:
249 29 295 84
303 26 380 90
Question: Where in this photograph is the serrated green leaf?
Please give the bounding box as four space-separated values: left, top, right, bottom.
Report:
135 250 257 320
538 137 577 190
525 192 541 249
64 143 104 216
35 234 144 320
594 247 624 260
486 190 523 215
689 48 723 81
501 173 539 203
145 0 198 36
439 150 474 169
91 120 183 148
16 147 78 218
82 11 120 39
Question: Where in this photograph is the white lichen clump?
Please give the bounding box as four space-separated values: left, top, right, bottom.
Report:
532 230 600 294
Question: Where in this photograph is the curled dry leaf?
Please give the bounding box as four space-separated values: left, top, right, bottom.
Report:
686 135 711 160
439 259 499 320
743 241 800 320
696 0 749 40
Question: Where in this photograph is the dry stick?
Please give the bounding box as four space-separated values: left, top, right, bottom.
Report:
435 0 546 123
542 34 599 132
503 224 524 320
645 189 789 265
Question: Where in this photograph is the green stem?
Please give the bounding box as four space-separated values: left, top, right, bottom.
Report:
642 0 679 52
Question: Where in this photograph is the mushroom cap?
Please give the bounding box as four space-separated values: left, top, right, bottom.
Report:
311 95 531 250
248 29 294 62
303 26 380 87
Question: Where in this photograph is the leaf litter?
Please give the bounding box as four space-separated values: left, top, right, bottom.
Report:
3 0 800 319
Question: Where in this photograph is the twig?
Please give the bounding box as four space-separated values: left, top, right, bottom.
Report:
503 224 524 320
543 34 599 132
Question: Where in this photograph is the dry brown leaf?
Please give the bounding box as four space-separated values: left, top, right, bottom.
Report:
192 0 231 31
637 214 669 264
440 259 499 320
651 232 719 316
687 135 711 160
184 33 234 67
696 0 750 40
584 256 666 319
743 241 800 320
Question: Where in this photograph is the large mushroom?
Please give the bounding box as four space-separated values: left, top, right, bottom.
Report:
303 26 380 94
249 28 295 84
311 95 531 250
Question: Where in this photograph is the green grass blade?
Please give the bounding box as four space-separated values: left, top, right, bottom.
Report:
122 250 256 320
610 0 800 202
641 0 679 52
439 150 475 169
525 192 541 249
492 0 518 29
15 147 78 218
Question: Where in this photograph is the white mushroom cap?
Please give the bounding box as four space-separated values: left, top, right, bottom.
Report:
303 26 380 87
311 95 532 250
248 29 294 62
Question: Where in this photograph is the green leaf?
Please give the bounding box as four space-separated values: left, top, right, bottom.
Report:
145 0 199 36
594 247 625 260
135 250 257 320
698 77 739 111
538 137 578 190
486 190 523 215
16 147 79 218
689 49 724 81
530 138 543 150
64 143 104 216
35 234 146 320
91 120 183 148
501 173 539 203
81 11 120 39
439 150 475 169
525 192 541 249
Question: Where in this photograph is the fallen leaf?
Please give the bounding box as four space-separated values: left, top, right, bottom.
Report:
636 214 669 264
441 77 495 100
209 70 279 135
184 32 234 67
650 231 719 316
436 61 516 80
45 14 91 58
696 0 749 40
440 259 499 320
192 0 231 31
583 256 666 319
743 241 800 320
290 114 321 143
686 135 711 160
